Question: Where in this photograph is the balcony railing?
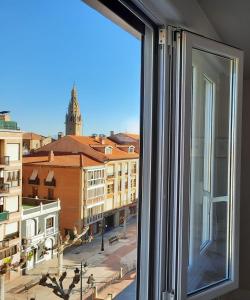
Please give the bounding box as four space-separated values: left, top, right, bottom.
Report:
0 183 9 193
44 178 56 187
85 213 103 224
0 156 10 165
0 211 9 222
28 177 40 185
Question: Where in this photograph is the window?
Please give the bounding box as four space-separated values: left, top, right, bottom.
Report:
32 186 38 198
128 146 135 153
5 170 20 187
5 143 20 161
0 197 4 213
87 169 105 186
5 196 19 213
118 179 122 191
48 188 54 200
131 162 137 174
107 165 115 178
5 222 18 235
105 146 112 154
46 217 54 229
107 183 114 194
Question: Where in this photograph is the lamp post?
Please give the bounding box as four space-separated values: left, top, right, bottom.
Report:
101 218 105 251
80 260 87 300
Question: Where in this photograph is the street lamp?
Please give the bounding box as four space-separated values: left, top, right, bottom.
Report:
100 218 107 251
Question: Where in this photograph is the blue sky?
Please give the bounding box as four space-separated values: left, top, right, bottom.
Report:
0 0 141 137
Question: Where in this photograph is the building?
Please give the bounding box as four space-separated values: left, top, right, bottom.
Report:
23 132 53 154
65 85 82 136
22 151 105 236
22 134 139 236
21 197 60 271
109 132 140 153
0 112 22 280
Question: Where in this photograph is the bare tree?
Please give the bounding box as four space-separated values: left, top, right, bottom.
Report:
39 268 80 300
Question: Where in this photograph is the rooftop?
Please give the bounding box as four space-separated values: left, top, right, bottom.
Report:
23 153 103 167
33 135 139 162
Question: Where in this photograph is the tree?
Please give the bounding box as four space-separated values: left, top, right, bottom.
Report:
56 225 89 276
39 268 80 300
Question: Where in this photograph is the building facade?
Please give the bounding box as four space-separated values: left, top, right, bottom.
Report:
0 113 22 280
21 197 60 271
65 85 82 136
22 135 139 237
23 132 53 155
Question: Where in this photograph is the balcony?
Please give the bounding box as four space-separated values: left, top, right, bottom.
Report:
0 120 19 130
44 178 56 187
0 156 10 166
0 211 9 222
28 177 40 185
0 183 9 193
85 213 103 224
107 174 115 180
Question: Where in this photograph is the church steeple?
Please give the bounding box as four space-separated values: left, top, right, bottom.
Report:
65 84 83 136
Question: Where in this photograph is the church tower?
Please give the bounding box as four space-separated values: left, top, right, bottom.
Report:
65 85 83 136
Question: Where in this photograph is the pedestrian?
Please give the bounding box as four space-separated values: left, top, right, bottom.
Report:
87 274 95 287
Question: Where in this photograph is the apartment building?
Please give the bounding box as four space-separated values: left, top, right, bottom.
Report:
22 132 53 155
0 112 22 280
22 134 139 236
21 197 61 271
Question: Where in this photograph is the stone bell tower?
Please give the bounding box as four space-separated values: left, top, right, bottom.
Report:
65 85 82 136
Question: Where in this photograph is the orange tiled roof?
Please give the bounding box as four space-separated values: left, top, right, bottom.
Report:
23 153 103 167
123 133 140 140
23 132 45 140
35 135 139 162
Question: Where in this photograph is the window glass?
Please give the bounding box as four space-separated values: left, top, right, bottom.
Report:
188 48 232 294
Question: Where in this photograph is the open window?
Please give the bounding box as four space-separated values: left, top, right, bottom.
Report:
171 30 243 300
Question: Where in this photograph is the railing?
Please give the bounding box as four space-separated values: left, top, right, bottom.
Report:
0 156 10 165
22 201 60 216
44 178 56 187
28 177 40 185
0 183 9 193
0 120 19 130
107 174 115 179
0 211 9 222
85 213 103 224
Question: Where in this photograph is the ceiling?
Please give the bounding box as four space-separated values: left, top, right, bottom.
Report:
198 0 250 79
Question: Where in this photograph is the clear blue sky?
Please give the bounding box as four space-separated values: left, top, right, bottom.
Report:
0 0 141 137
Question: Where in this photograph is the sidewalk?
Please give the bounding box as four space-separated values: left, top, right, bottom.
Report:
5 218 137 300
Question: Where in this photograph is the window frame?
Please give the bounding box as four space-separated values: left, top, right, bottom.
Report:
175 30 243 300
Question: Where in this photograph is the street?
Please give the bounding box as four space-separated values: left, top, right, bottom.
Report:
5 217 137 300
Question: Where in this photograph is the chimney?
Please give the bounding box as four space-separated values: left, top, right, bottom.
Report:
58 132 63 139
99 134 106 144
110 131 114 136
48 150 54 162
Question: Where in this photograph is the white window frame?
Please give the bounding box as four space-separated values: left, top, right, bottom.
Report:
174 30 243 300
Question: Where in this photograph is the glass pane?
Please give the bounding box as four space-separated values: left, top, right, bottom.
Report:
188 48 232 294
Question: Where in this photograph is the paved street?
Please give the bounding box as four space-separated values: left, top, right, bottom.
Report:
5 217 137 300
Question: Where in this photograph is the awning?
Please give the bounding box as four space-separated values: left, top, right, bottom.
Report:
45 170 54 182
30 169 38 180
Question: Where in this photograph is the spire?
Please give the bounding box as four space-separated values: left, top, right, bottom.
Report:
65 84 83 136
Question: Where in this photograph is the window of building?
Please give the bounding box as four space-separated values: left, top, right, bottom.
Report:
48 188 54 200
87 169 105 186
0 197 4 213
105 146 113 154
5 196 19 213
107 165 115 178
118 179 122 191
32 186 38 198
128 146 135 153
46 217 54 229
107 183 114 194
5 143 20 161
131 162 137 174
